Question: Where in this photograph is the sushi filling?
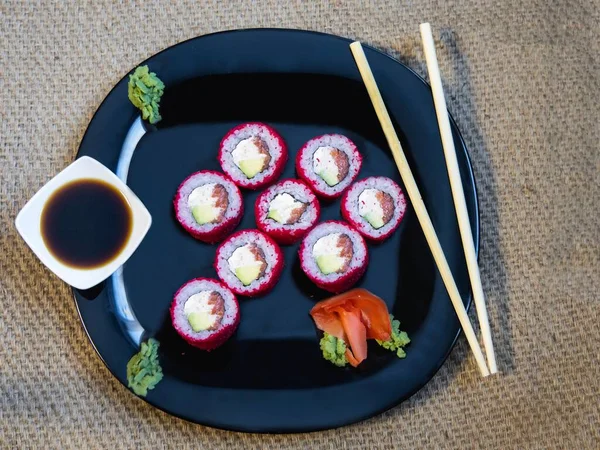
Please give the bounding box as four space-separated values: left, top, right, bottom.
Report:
313 146 350 187
312 233 354 275
358 188 394 229
231 136 272 179
227 243 267 286
187 183 229 225
267 193 308 225
183 290 225 332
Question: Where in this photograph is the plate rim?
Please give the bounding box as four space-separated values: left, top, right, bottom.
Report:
72 27 480 432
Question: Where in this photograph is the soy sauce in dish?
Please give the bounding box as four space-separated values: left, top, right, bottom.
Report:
41 179 133 269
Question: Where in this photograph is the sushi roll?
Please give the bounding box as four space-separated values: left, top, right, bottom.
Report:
170 277 240 351
173 170 243 244
215 229 284 296
254 179 321 245
341 176 407 242
295 134 362 199
218 122 287 190
299 220 368 293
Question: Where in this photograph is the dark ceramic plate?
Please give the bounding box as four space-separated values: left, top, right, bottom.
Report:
74 29 478 433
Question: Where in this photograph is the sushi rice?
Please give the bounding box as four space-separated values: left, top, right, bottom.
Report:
341 176 406 242
174 170 243 243
215 229 284 296
254 179 320 245
219 122 287 189
299 220 368 293
296 134 362 199
170 277 240 351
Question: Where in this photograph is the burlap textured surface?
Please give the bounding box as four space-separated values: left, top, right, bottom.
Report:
1 1 599 448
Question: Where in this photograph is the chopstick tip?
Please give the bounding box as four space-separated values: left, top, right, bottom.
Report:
419 22 432 33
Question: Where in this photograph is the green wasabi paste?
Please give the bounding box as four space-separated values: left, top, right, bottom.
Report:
127 65 164 124
376 314 411 358
319 332 348 367
126 338 163 396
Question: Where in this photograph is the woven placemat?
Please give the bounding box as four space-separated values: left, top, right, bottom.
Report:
1 1 599 448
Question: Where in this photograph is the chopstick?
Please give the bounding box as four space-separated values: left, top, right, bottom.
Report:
419 23 497 374
349 41 490 377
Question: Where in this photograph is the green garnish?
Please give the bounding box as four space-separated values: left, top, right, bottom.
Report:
320 332 348 367
127 65 165 124
376 314 411 358
126 338 163 396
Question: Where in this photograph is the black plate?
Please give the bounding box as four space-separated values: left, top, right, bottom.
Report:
74 29 478 432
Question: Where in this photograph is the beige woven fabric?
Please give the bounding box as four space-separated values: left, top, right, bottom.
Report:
1 0 599 448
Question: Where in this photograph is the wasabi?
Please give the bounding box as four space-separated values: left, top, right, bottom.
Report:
319 332 347 367
127 65 164 124
126 338 163 396
376 315 410 358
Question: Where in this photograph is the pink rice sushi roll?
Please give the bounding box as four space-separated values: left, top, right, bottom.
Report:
173 170 243 244
295 134 362 200
298 220 368 293
218 122 287 190
254 179 320 245
170 277 240 351
341 176 407 242
214 229 284 297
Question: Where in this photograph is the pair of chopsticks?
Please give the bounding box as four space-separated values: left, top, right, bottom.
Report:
349 23 497 376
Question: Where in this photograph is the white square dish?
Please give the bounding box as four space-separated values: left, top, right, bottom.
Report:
15 156 152 290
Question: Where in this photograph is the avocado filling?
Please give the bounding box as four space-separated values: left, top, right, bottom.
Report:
267 193 308 225
358 188 394 229
227 243 267 286
183 290 225 332
187 183 229 225
231 136 272 179
313 146 350 187
312 233 354 275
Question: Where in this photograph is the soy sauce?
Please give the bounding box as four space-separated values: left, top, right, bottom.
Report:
41 179 133 269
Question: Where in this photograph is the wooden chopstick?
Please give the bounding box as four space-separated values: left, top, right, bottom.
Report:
419 23 497 374
349 41 490 377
